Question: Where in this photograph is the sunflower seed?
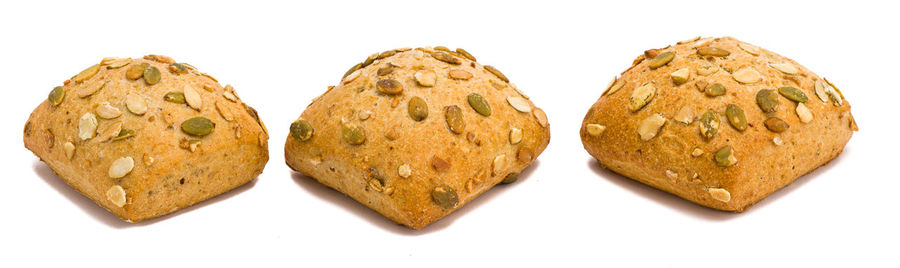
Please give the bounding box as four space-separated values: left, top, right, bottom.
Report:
78 112 98 140
48 86 65 106
72 64 100 83
778 86 808 103
509 127 523 144
95 102 122 119
675 106 693 124
181 116 215 137
492 154 507 176
638 113 666 141
628 82 656 112
533 108 549 127
649 51 675 69
184 85 202 110
484 65 509 82
467 93 492 116
108 156 134 179
290 119 313 141
341 124 366 145
764 117 789 133
691 148 704 157
444 105 465 134
507 96 532 113
431 185 459 209
708 188 732 202
714 146 737 167
398 164 411 178
586 124 606 137
699 110 719 140
814 80 829 103
64 141 75 159
671 68 690 84
770 62 798 74
796 102 813 123
733 67 762 84
407 96 428 121
449 69 473 80
106 185 127 207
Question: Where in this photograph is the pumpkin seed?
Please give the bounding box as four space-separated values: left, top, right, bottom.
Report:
125 93 147 115
714 146 737 167
407 96 428 121
756 89 780 113
649 51 675 69
376 79 403 95
434 46 450 52
456 48 476 61
705 83 726 97
108 156 134 179
586 123 606 137
169 63 188 74
164 92 186 104
112 129 135 141
377 66 393 76
181 116 215 137
628 82 656 112
342 63 362 79
778 86 808 102
362 53 377 68
143 66 161 85
449 69 473 80
733 67 761 84
290 119 313 141
796 103 813 123
764 117 789 133
444 105 465 134
126 63 150 80
501 173 519 184
507 96 531 113
414 70 437 87
341 124 366 145
770 62 798 74
467 93 492 116
638 113 666 141
78 112 98 140
824 78 844 106
670 68 690 84
699 110 719 140
377 50 396 60
432 51 461 65
725 104 747 131
697 47 731 57
431 185 459 209
72 64 100 83
484 65 509 82
48 86 65 106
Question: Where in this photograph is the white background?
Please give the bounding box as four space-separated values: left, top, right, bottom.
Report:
1 1 897 267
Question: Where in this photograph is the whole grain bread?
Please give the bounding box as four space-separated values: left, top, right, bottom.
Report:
581 37 856 211
285 47 550 229
24 55 269 222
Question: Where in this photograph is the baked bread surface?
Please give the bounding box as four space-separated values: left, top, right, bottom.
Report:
24 55 269 222
285 47 550 229
581 37 856 211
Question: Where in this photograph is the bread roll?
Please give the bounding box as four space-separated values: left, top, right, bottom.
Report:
285 47 550 229
24 55 269 222
581 37 856 211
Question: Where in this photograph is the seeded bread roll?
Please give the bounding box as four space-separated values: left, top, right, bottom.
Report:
24 55 269 222
581 37 856 211
285 47 550 229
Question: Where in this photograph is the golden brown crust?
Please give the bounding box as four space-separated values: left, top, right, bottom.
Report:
24 56 269 222
581 37 855 211
285 47 550 229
